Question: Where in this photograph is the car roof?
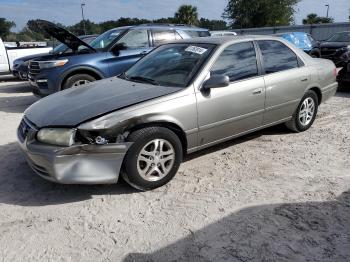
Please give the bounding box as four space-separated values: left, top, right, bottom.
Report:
106 24 209 32
275 32 308 36
168 35 284 45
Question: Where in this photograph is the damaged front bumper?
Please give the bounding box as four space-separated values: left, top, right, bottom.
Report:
17 119 132 184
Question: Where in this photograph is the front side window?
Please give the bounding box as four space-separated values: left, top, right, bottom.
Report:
258 40 299 74
118 29 149 49
90 29 125 50
211 42 258 82
152 30 176 46
124 43 215 87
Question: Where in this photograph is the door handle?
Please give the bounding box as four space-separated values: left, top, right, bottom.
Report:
140 51 148 55
252 88 263 95
301 78 308 82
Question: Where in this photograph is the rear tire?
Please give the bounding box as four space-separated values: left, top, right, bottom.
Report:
285 90 319 132
122 127 183 191
62 74 96 90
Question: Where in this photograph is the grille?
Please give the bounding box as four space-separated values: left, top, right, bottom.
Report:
29 61 40 75
18 118 37 142
18 118 30 142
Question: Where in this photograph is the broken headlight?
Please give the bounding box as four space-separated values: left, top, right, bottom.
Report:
37 128 76 147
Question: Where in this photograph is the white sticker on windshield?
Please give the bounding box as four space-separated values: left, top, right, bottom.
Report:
185 46 208 55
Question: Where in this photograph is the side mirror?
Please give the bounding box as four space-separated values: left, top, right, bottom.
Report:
112 43 127 56
202 74 230 90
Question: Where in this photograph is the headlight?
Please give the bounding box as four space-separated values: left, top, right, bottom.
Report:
37 128 76 147
39 59 68 69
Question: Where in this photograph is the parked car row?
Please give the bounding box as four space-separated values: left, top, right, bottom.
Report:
8 21 349 94
17 34 338 190
276 31 350 87
24 20 210 97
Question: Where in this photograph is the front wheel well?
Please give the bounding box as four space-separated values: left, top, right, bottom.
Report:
61 69 102 90
127 122 188 156
309 87 322 105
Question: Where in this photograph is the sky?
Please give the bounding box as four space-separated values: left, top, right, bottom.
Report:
0 0 349 32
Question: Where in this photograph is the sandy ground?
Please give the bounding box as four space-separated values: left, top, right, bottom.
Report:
0 76 349 262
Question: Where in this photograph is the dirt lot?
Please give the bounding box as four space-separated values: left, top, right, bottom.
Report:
0 76 349 262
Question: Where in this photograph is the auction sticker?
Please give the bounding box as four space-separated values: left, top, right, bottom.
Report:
185 46 208 55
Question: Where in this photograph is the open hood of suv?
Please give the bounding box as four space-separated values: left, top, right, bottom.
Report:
35 20 96 52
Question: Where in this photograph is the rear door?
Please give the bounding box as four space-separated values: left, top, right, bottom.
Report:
196 41 266 147
0 38 10 73
257 40 310 124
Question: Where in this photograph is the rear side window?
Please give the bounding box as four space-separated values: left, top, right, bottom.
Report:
152 30 177 46
211 42 258 82
119 29 149 49
258 40 299 74
184 30 210 38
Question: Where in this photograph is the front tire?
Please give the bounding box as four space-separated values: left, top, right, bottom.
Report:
123 127 183 191
62 74 96 90
285 90 319 132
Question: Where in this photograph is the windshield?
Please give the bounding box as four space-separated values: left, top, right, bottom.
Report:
124 43 215 88
89 29 126 50
327 32 350 42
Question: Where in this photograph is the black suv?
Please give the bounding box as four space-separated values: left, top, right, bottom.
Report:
320 31 350 67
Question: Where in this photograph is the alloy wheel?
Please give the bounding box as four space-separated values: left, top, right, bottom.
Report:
72 79 91 87
298 97 315 126
137 139 175 182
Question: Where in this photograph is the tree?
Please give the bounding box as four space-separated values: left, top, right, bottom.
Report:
67 19 102 35
174 5 198 25
153 17 176 24
0 18 16 39
223 0 300 28
302 13 334 24
199 18 228 30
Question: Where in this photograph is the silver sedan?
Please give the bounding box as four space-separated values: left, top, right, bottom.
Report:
18 36 338 190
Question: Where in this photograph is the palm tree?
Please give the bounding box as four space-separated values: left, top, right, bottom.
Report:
174 5 199 25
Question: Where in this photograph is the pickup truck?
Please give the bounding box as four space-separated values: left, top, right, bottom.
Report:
28 20 210 97
0 38 52 75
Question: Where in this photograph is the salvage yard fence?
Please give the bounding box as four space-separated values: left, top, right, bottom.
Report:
234 22 350 40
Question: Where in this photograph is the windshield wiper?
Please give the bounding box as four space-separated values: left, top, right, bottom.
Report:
129 76 160 86
118 72 129 80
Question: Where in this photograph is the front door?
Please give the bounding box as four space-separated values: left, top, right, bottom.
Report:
108 29 152 77
196 41 266 147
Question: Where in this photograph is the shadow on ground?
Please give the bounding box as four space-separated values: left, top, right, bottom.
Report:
185 124 290 162
0 123 291 207
0 81 32 94
0 142 137 207
0 95 37 113
124 191 350 262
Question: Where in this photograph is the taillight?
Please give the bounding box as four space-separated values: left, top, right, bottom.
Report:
333 68 338 77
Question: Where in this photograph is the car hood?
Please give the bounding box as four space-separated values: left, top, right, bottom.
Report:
25 77 182 128
320 41 350 48
34 20 96 52
15 53 50 63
